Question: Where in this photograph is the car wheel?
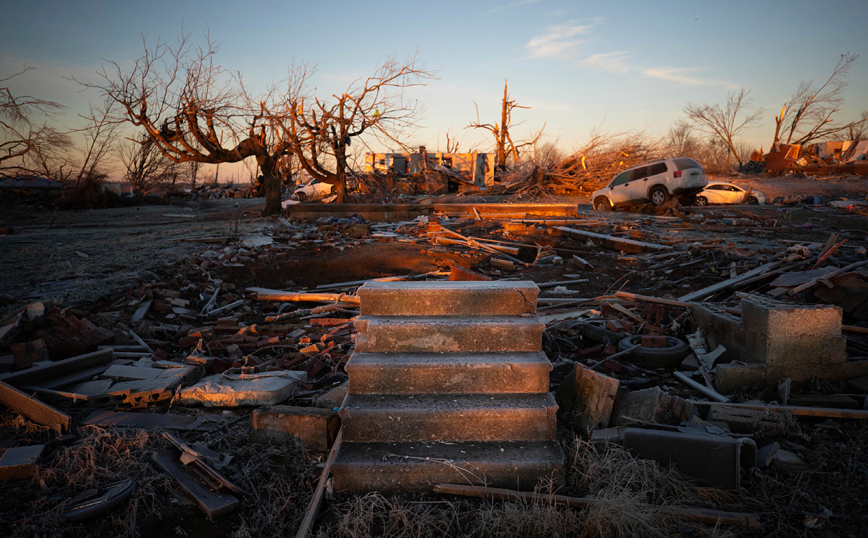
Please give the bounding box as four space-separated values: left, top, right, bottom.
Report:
330 185 337 195
617 335 691 368
696 196 708 206
748 196 759 205
649 187 669 206
296 192 307 202
593 197 611 211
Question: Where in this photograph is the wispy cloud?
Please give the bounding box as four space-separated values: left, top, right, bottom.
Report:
526 21 591 59
581 51 632 74
481 0 543 16
643 67 707 85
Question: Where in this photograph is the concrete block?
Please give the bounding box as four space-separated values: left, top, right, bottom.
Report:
251 405 339 451
715 363 767 393
314 382 348 409
706 402 793 435
339 393 557 443
0 444 45 480
555 363 619 432
346 352 551 394
354 316 544 353
332 440 564 494
358 281 539 317
611 387 694 425
178 371 305 407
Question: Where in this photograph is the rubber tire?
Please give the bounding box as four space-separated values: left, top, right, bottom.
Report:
295 191 307 202
617 335 691 368
748 196 759 205
696 196 708 206
649 187 669 206
593 197 612 211
330 185 337 195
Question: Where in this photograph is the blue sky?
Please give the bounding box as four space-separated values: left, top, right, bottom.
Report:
2 0 867 179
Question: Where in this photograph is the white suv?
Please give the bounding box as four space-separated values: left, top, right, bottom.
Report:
591 157 708 210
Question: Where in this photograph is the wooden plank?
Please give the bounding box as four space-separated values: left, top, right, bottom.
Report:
0 349 113 388
0 380 71 433
246 288 360 305
295 429 342 538
434 484 759 527
32 365 109 390
131 299 153 322
554 226 672 254
83 410 222 431
0 445 46 481
690 401 868 419
102 364 162 381
613 291 693 308
153 451 238 519
678 261 781 302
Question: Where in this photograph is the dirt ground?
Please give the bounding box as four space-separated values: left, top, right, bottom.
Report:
1 174 868 538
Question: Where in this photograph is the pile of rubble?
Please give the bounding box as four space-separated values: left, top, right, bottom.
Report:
1 202 867 536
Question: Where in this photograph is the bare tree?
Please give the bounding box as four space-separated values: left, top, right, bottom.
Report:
69 97 119 190
664 120 699 156
773 53 867 146
286 55 434 202
85 33 299 214
1 66 68 175
467 80 544 175
119 134 179 194
683 87 763 168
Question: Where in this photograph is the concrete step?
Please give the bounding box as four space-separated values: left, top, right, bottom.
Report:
354 316 544 353
346 352 551 394
339 393 557 443
332 440 564 494
358 281 539 317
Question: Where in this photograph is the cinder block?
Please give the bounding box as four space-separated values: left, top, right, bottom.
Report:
251 405 339 451
354 316 544 353
715 363 767 393
358 281 539 317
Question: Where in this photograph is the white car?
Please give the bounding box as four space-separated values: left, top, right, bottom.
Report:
292 180 336 202
591 157 708 210
696 182 765 205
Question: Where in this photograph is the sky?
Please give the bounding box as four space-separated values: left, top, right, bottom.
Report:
2 0 867 181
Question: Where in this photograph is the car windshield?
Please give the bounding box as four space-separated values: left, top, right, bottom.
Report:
673 158 701 171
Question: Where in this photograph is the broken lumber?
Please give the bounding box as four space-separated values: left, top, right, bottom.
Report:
613 291 692 308
554 226 672 254
691 401 868 419
295 429 342 538
434 484 759 527
678 261 781 302
790 260 868 295
0 349 113 388
245 288 360 306
153 451 238 519
673 371 729 403
0 380 71 432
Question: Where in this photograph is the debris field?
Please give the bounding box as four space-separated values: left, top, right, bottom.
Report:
1 186 868 538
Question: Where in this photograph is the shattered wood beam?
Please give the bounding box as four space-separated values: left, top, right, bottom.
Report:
434 484 759 527
553 226 672 254
790 260 868 295
690 401 868 419
246 288 360 306
613 291 693 308
678 261 781 303
0 349 114 388
0 380 71 433
296 429 342 538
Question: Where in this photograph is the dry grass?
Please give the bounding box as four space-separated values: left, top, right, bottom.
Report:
0 425 168 538
315 436 742 538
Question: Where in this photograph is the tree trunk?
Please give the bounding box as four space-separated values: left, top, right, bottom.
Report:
258 156 283 215
333 141 349 203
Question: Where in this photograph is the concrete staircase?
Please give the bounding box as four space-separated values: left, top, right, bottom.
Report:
331 281 564 494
